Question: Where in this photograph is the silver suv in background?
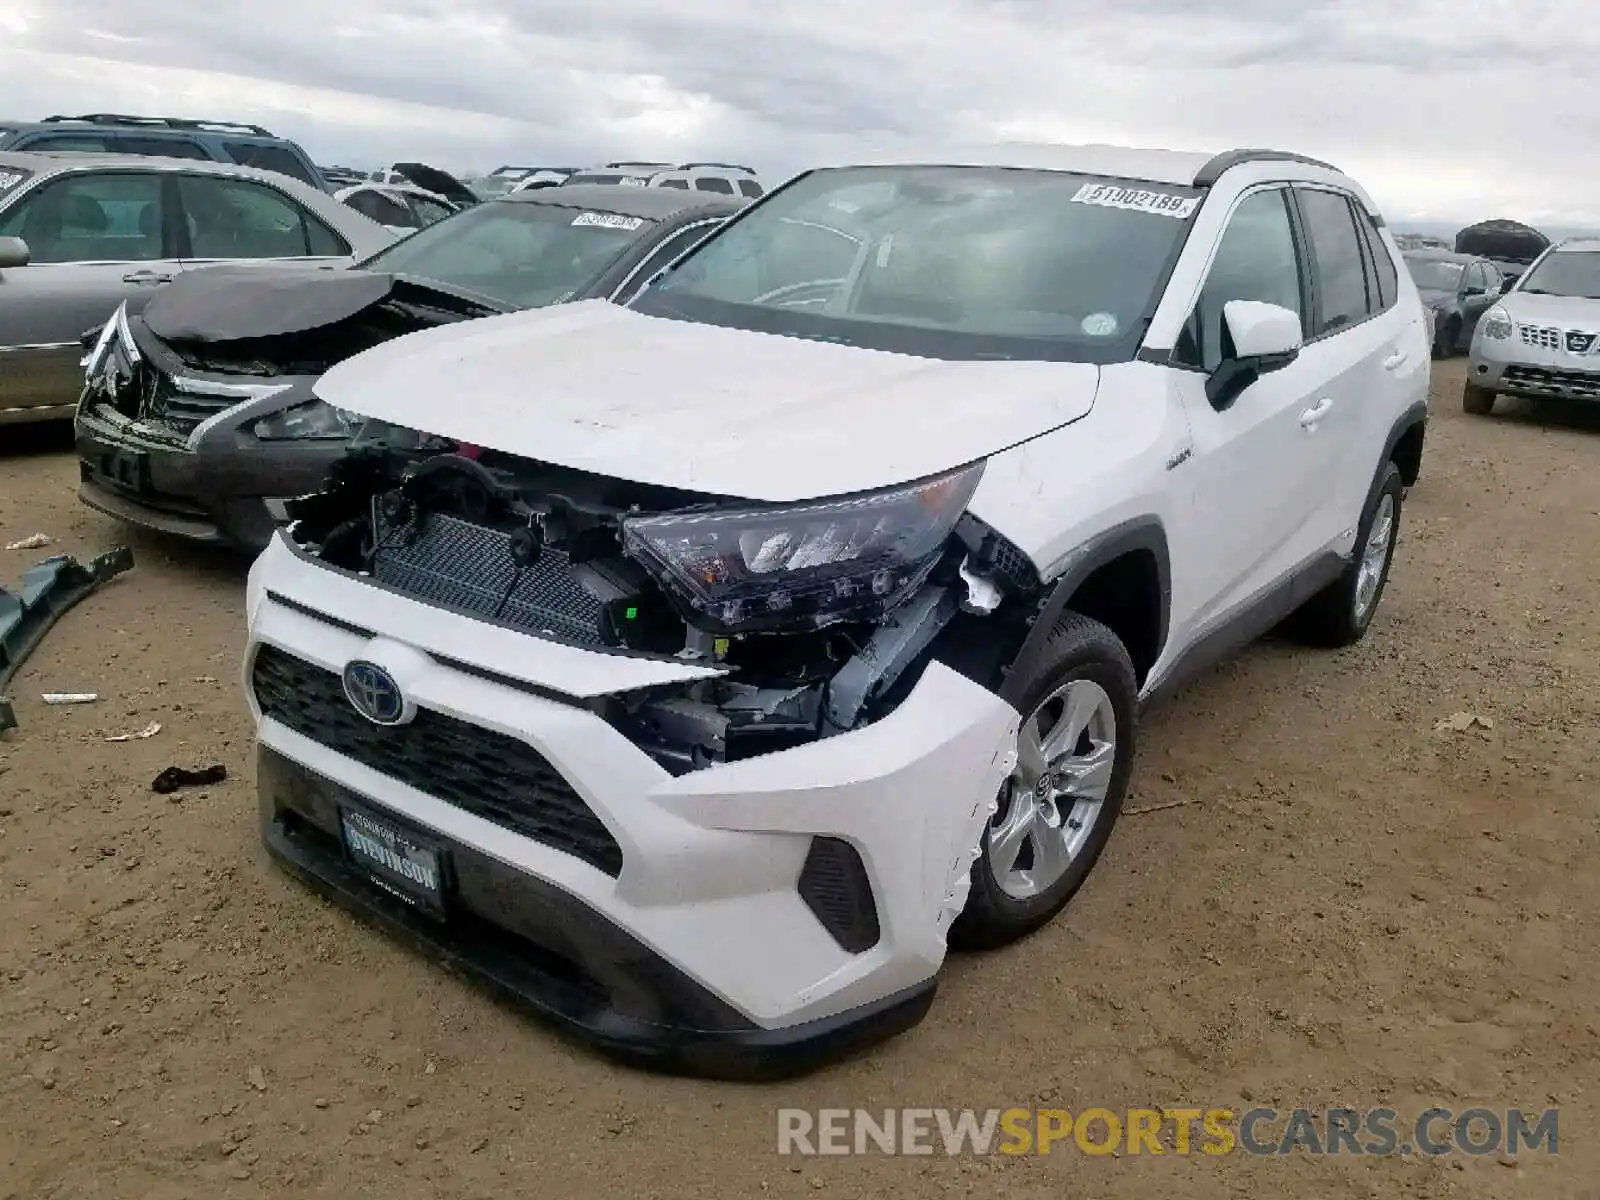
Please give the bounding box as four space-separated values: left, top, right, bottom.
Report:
0 151 396 425
1464 238 1600 415
0 113 329 191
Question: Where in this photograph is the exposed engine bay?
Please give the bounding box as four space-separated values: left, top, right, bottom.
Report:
278 426 1044 773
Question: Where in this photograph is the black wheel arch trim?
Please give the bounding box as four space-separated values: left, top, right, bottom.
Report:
1380 399 1428 488
999 517 1171 707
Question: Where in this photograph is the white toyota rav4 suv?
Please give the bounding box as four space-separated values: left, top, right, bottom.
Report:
243 144 1430 1078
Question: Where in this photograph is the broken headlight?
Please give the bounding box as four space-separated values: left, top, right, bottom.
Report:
621 463 984 634
253 399 360 440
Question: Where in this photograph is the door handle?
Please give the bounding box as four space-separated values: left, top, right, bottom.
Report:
123 270 173 284
1382 350 1408 371
1299 397 1333 428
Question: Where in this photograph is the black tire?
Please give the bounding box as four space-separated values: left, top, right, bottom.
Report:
1462 382 1496 415
1431 317 1460 360
949 612 1138 952
1290 460 1404 648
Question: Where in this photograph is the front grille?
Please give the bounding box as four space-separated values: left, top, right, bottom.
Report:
1518 324 1561 351
134 363 239 438
251 643 624 876
371 508 607 646
1501 365 1600 400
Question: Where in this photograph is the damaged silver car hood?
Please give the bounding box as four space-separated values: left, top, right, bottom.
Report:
313 299 1102 501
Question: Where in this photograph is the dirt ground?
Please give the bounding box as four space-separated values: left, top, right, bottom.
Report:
1 358 1596 1199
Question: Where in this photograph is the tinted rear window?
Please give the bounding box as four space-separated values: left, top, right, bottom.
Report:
222 142 321 187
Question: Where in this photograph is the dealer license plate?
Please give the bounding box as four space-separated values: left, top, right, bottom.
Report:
339 805 447 916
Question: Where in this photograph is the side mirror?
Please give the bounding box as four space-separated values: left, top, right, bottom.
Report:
1206 300 1302 410
0 236 29 269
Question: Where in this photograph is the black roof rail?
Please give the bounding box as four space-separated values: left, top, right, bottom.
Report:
1192 148 1339 187
39 113 278 138
604 161 672 169
678 162 756 174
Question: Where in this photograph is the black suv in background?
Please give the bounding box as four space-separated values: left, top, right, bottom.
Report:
0 114 328 192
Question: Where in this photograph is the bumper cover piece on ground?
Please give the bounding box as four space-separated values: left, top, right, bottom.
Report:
0 547 135 732
258 747 939 1080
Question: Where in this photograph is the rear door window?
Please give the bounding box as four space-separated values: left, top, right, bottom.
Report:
737 179 764 198
346 189 414 227
176 173 350 258
18 134 113 153
0 170 166 262
694 177 735 194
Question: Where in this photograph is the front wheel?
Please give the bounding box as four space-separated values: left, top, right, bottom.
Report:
1290 460 1403 648
1463 382 1496 415
949 612 1138 952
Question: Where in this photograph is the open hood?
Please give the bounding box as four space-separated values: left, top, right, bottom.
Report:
391 162 479 209
1455 219 1548 264
140 266 504 344
315 299 1102 502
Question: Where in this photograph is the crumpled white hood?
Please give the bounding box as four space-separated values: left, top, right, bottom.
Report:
315 299 1101 502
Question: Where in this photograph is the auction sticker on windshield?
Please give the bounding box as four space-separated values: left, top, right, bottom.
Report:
0 169 29 193
572 212 645 231
1070 183 1199 219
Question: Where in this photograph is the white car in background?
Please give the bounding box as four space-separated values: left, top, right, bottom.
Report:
1463 237 1600 414
244 143 1428 1079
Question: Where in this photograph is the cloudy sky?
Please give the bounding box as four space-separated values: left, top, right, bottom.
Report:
3 0 1597 227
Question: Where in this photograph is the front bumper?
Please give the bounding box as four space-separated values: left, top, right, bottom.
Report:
1468 328 1600 402
245 534 1019 1076
75 396 345 551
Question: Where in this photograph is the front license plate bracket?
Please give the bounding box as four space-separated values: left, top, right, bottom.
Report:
338 804 449 919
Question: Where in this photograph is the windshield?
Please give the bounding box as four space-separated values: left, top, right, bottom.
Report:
634 165 1202 362
1404 258 1465 292
1516 250 1600 299
357 201 653 308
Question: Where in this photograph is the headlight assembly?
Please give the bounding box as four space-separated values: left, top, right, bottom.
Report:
252 399 360 441
621 462 985 634
1480 306 1514 340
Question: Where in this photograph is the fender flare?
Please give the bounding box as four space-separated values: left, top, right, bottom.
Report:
1373 400 1428 503
998 516 1171 708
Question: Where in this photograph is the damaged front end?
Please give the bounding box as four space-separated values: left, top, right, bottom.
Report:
278 427 1041 770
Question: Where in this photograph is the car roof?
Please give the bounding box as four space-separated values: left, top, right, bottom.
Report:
0 148 303 182
823 142 1349 188
0 118 288 141
501 183 742 219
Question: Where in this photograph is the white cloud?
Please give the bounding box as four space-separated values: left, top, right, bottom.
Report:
3 0 1596 227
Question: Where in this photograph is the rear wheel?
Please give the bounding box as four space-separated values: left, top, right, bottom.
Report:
1290 460 1403 648
1463 382 1496 415
1432 317 1460 360
950 612 1137 951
